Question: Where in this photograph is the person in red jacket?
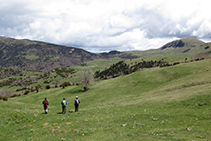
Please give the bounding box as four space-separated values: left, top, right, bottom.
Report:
42 98 49 114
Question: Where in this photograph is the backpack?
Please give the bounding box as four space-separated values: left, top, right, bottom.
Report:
76 99 79 105
43 100 47 106
62 100 66 106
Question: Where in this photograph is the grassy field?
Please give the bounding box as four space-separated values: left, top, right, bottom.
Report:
0 59 211 140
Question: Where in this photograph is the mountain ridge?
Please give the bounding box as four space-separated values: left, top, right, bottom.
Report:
0 36 132 72
0 36 211 72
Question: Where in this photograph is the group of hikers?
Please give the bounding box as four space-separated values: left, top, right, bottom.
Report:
42 96 80 114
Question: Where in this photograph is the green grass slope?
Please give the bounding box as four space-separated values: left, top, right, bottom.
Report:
0 59 211 140
125 37 211 61
181 37 204 47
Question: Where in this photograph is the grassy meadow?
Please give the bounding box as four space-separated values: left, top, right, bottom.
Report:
0 59 211 140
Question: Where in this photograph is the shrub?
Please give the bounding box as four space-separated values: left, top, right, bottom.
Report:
11 94 21 98
30 87 34 92
61 82 71 88
10 94 19 98
44 80 50 84
173 62 180 65
3 97 8 101
46 85 50 89
35 85 41 93
24 90 30 95
63 82 71 87
16 88 27 92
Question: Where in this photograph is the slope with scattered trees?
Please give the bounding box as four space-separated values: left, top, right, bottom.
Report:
94 59 173 80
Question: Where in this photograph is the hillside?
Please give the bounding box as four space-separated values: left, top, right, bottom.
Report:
0 36 134 72
0 36 96 72
124 37 211 61
1 36 211 73
0 59 210 140
1 36 211 95
160 37 204 50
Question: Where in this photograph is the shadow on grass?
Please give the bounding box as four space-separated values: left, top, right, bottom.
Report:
57 111 73 114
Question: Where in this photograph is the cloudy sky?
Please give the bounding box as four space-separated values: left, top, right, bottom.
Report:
1 0 211 53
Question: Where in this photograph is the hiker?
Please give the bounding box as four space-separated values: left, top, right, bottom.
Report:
61 98 67 114
42 98 49 114
74 96 80 112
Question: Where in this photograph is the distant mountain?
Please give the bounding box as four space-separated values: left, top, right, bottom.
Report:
0 36 98 72
160 37 204 50
0 36 137 72
1 36 210 72
125 37 211 60
159 37 211 59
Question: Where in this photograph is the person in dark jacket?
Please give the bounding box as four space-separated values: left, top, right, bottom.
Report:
74 96 80 112
61 98 67 114
42 98 49 114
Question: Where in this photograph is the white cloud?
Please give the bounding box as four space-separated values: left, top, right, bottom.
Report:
192 20 211 38
0 0 211 52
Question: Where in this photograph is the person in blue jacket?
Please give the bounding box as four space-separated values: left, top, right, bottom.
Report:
61 98 67 114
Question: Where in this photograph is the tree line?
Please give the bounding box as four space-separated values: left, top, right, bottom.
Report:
94 59 173 80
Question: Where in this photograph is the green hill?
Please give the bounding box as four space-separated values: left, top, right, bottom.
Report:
0 59 210 140
181 37 205 47
124 37 211 61
160 37 204 49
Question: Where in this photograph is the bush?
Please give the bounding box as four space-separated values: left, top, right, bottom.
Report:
44 80 50 84
35 85 41 93
30 87 34 92
61 82 71 88
63 82 71 87
10 94 20 98
16 88 27 92
46 85 50 89
3 97 8 101
173 62 180 66
24 90 30 95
